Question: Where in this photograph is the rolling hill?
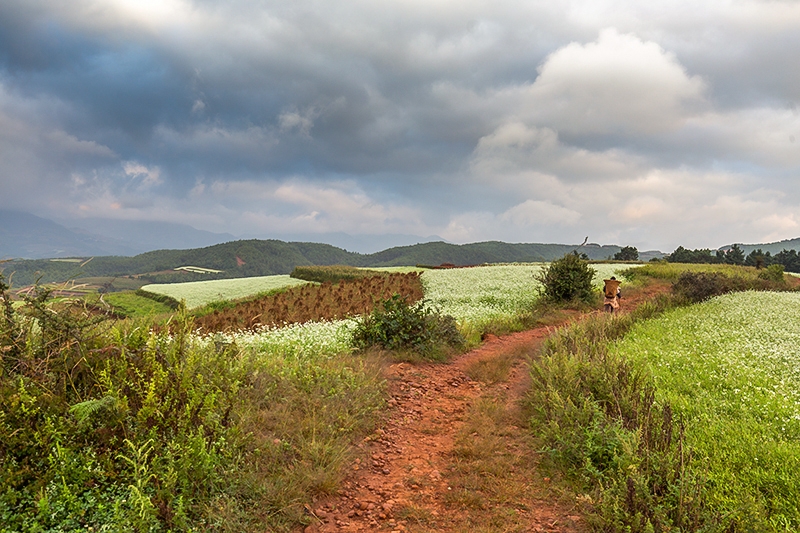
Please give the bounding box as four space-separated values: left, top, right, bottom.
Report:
720 237 800 256
1 239 655 288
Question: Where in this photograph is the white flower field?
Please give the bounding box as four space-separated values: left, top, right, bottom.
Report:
614 291 800 523
195 262 638 355
142 274 309 309
421 262 636 326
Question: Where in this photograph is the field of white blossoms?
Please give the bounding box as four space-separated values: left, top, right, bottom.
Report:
187 262 638 357
614 291 800 525
142 274 309 308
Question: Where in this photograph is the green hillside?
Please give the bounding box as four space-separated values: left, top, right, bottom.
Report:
1 238 634 288
721 237 800 256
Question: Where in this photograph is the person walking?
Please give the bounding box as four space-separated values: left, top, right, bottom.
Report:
603 276 621 313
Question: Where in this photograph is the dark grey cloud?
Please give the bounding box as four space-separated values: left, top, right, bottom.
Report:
1 0 799 252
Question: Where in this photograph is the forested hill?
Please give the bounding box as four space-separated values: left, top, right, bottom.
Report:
1 239 645 287
365 241 630 266
720 237 800 256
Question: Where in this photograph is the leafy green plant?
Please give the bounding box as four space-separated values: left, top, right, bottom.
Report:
0 280 386 532
758 263 785 282
535 253 597 304
526 302 707 532
352 294 464 360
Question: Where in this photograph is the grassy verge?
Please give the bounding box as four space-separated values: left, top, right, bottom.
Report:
525 265 800 532
101 290 176 317
0 286 385 532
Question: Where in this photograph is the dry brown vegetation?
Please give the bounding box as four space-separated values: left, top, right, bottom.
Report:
194 272 424 333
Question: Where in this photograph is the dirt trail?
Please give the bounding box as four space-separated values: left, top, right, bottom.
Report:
304 283 670 533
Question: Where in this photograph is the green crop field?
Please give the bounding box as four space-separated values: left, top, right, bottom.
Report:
614 291 800 528
141 275 310 309
102 291 175 317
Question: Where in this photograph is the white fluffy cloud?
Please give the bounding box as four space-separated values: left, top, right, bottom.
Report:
523 28 707 135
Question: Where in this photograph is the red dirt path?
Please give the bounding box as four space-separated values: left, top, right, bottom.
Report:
302 281 671 533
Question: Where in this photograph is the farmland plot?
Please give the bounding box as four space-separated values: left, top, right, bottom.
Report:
421 263 639 327
421 264 544 327
615 291 800 526
202 319 358 360
142 274 309 308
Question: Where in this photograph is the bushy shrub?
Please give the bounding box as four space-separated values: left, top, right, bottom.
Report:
672 271 739 303
352 294 464 360
758 263 785 283
536 253 597 304
673 270 787 303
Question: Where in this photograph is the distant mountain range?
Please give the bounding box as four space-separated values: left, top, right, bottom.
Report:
2 238 662 288
5 209 799 290
0 210 444 258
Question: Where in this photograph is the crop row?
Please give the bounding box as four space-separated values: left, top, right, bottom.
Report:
193 272 424 333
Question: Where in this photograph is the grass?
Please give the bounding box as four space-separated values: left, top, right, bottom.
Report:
525 263 800 532
613 291 800 529
623 261 768 281
0 292 386 532
445 384 579 532
100 291 175 317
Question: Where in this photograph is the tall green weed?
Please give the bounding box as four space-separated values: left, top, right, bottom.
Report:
0 278 385 532
526 305 707 532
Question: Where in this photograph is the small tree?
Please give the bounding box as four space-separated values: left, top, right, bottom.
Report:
613 246 639 261
724 244 745 265
536 253 597 304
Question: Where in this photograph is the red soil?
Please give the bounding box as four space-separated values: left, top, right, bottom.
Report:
302 281 672 533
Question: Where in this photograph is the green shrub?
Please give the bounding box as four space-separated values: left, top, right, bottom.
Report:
352 294 464 360
0 278 385 532
672 271 740 303
758 263 785 282
536 253 597 304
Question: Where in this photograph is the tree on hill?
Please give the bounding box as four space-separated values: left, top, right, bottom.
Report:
613 246 639 261
774 249 800 273
745 249 772 269
722 244 745 265
667 246 719 264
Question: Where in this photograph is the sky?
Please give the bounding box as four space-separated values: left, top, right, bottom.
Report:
1 0 799 253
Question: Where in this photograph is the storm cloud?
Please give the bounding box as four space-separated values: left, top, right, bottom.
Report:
1 0 799 251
